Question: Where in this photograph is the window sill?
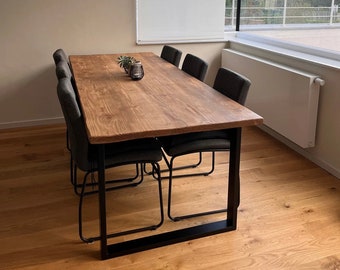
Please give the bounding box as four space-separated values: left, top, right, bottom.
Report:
224 32 340 70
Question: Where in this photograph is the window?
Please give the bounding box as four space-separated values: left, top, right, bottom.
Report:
225 0 340 30
227 0 340 53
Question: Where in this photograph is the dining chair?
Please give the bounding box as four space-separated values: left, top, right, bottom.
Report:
174 54 209 173
160 45 182 67
144 54 208 178
160 67 251 221
54 57 73 150
55 60 82 184
57 77 164 243
182 53 208 81
55 61 142 195
55 60 73 152
55 60 75 181
149 54 209 177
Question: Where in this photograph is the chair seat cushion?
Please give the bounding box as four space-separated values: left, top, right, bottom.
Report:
83 138 162 171
160 130 231 156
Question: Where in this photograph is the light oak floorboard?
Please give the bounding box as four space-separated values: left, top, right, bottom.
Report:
0 124 339 270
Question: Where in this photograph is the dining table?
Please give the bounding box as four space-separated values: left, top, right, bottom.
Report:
69 52 263 259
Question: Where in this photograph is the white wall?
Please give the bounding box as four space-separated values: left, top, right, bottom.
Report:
0 0 226 127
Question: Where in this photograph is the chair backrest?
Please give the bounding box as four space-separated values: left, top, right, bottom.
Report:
160 45 182 67
181 54 208 82
55 60 72 79
53 48 69 65
57 77 92 170
55 60 78 92
213 68 251 105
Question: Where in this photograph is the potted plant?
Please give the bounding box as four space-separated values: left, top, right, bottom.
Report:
117 55 136 74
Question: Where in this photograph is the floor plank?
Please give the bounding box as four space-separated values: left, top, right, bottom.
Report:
0 124 339 269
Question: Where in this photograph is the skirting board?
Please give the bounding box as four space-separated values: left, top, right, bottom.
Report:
0 117 64 130
258 125 340 179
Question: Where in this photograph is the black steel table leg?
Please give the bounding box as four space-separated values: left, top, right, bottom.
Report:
98 128 242 259
98 144 108 259
227 128 241 228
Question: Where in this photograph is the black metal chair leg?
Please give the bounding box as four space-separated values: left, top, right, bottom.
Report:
144 152 203 175
159 152 216 180
72 163 141 196
79 163 164 243
78 171 93 243
66 128 70 151
167 154 227 222
70 155 74 185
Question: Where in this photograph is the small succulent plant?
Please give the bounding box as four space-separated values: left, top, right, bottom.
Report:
117 55 136 73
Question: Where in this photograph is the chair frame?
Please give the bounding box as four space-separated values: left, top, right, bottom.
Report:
57 77 164 244
145 53 210 178
71 162 140 196
79 162 164 243
54 60 141 195
145 152 214 180
162 67 251 221
165 150 228 221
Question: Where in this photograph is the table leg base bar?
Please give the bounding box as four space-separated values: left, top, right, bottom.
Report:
104 219 236 259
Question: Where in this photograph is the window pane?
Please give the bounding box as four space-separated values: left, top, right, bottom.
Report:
225 0 340 29
225 0 340 53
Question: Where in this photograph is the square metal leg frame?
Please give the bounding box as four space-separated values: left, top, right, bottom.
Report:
97 128 242 260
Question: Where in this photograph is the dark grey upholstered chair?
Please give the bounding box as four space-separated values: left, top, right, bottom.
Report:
159 67 251 222
160 45 182 67
182 54 208 81
57 77 164 243
55 60 77 182
53 48 69 65
54 50 73 152
55 60 141 195
144 54 208 177
175 54 209 172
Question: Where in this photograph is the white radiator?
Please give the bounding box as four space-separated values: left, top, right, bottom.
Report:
222 49 324 148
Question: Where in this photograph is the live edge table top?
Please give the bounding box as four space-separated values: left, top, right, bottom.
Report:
70 52 263 144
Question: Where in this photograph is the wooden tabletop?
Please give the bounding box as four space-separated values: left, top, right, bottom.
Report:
70 52 263 144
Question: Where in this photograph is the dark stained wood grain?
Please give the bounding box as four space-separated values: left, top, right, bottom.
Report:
70 53 263 144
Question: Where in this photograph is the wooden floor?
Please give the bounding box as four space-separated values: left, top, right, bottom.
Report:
1 124 340 270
